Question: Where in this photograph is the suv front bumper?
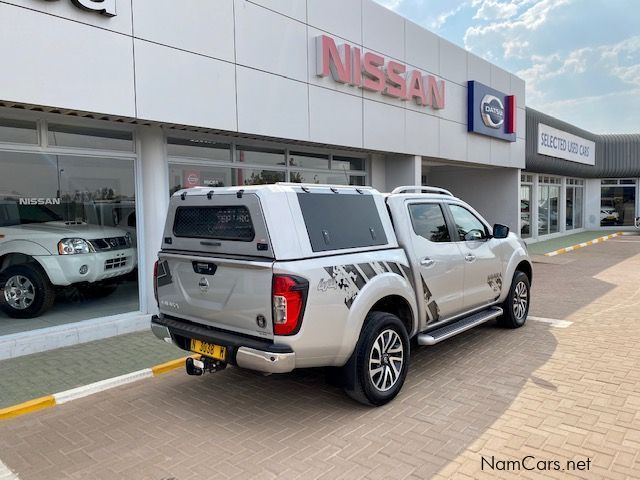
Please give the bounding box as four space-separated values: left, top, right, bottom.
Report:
151 314 295 374
36 248 137 286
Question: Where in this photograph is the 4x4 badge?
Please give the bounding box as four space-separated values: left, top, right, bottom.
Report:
198 277 209 293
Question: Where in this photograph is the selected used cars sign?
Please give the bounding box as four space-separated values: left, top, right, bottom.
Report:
537 123 595 165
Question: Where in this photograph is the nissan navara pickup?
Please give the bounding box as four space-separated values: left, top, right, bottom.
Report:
151 184 532 406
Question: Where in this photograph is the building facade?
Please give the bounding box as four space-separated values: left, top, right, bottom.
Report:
0 0 528 358
3 0 635 359
522 108 640 242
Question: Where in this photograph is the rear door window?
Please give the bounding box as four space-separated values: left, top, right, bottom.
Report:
297 192 387 252
408 203 450 242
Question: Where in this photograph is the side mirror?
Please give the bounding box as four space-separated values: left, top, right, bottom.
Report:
493 224 510 239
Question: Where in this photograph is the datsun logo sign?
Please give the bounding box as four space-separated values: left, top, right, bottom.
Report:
468 81 516 142
480 94 505 129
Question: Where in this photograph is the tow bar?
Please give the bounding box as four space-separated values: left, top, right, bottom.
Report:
186 356 227 376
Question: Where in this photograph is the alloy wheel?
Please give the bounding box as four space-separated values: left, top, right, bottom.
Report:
4 275 36 310
512 281 528 320
369 329 404 392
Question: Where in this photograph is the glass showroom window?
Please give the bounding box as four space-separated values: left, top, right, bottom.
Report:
538 176 561 236
566 179 584 230
48 123 134 151
0 118 138 333
236 146 287 184
600 179 637 227
0 118 39 145
290 153 367 186
520 174 533 238
168 140 286 193
167 135 367 192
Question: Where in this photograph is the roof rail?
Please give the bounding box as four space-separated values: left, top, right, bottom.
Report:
276 182 374 189
390 186 453 196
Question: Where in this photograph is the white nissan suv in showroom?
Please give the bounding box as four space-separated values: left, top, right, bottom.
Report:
0 197 137 318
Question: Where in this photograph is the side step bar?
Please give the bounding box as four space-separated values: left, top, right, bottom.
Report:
417 306 503 346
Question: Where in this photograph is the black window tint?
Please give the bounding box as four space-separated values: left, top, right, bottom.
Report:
449 204 486 241
408 204 450 242
173 206 255 242
297 193 387 252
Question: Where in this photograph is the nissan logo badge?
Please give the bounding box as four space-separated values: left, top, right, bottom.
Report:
480 94 505 129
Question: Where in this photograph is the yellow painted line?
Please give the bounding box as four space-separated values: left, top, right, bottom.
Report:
0 395 56 421
544 232 622 257
1 355 194 421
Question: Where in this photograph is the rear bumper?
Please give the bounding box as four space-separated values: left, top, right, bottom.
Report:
151 314 295 374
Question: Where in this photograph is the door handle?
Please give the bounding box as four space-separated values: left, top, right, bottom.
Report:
465 253 476 262
420 257 435 267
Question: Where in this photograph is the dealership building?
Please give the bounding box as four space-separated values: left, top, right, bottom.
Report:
0 0 637 358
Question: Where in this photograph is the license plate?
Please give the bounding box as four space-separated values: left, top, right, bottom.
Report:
190 339 227 361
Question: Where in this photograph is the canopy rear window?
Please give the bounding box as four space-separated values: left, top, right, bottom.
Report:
173 206 255 242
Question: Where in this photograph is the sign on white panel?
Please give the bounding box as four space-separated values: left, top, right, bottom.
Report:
537 123 595 165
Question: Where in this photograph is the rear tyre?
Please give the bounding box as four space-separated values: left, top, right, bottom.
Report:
498 271 530 329
343 311 410 406
0 264 56 319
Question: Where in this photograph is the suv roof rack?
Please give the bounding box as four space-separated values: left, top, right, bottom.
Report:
390 186 453 196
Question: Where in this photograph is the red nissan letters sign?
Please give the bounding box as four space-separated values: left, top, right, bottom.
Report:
316 35 445 110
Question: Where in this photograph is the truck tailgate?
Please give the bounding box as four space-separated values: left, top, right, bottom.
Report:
157 252 274 339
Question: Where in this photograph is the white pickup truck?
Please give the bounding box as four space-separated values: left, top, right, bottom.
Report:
151 184 532 406
0 197 137 318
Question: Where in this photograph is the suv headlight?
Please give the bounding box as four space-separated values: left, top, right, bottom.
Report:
58 238 94 255
125 231 133 247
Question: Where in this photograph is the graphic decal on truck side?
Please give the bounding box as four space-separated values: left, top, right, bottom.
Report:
321 261 411 309
421 275 441 323
487 273 503 293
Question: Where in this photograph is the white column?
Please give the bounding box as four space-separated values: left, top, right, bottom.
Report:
532 174 539 240
560 177 567 234
369 154 386 191
385 154 421 192
136 126 169 315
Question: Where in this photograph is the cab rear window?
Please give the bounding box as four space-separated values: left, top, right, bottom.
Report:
173 206 255 242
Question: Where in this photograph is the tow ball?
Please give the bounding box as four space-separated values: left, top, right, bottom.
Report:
186 356 227 376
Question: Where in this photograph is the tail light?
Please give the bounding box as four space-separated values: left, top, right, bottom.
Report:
153 260 159 306
272 275 309 336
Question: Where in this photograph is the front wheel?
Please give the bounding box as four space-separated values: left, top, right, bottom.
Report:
498 271 530 328
0 264 56 319
343 311 410 406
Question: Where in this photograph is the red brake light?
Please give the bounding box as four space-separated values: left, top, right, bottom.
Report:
153 260 159 306
272 275 308 336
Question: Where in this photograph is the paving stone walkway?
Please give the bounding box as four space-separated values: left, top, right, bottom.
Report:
0 331 182 409
0 235 639 479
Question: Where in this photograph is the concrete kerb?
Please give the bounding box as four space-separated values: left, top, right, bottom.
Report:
544 232 623 257
0 355 194 421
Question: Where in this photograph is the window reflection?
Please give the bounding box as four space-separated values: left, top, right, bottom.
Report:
0 151 139 324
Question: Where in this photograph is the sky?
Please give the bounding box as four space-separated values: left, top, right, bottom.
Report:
373 0 640 134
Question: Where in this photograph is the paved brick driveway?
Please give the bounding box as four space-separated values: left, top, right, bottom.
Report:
1 237 640 479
